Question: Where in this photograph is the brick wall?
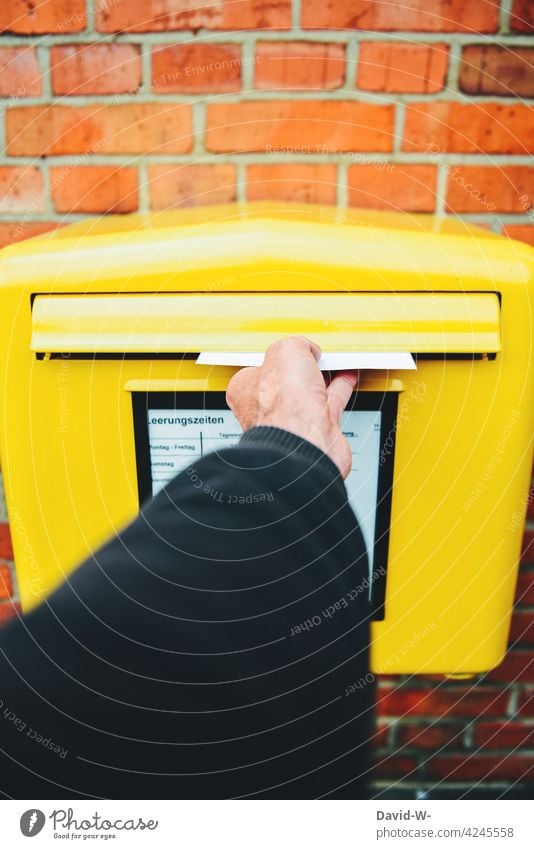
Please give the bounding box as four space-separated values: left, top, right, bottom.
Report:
0 0 533 799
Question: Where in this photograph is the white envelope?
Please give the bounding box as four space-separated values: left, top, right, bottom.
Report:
196 351 416 370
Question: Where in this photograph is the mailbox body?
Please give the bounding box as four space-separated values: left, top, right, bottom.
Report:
0 202 532 676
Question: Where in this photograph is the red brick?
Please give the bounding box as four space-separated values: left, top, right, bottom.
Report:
0 0 86 33
51 44 141 95
403 102 534 154
517 691 534 716
0 601 21 628
0 563 13 600
460 46 534 97
0 221 59 249
521 529 534 565
511 0 534 32
504 226 534 247
516 570 534 606
255 42 345 90
152 44 241 93
0 524 13 560
486 650 534 682
509 610 534 646
377 686 509 718
51 166 138 213
374 753 418 779
427 754 534 781
301 0 498 32
0 46 41 97
445 166 534 214
397 722 464 749
148 164 236 210
247 164 337 204
0 167 44 214
357 42 448 93
96 0 291 32
206 101 394 153
349 163 437 212
7 104 193 156
474 721 534 747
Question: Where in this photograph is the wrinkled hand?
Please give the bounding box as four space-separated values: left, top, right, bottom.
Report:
226 336 358 478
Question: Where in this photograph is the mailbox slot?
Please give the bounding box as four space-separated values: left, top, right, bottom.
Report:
31 292 501 358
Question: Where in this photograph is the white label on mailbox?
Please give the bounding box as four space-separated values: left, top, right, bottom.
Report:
148 408 382 578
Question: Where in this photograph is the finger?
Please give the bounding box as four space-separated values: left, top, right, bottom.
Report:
290 335 322 362
226 366 257 412
326 371 358 422
264 335 322 365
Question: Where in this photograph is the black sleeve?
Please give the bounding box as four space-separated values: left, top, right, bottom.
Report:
0 427 374 799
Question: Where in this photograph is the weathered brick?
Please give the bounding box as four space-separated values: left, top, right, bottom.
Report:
396 722 464 749
7 104 193 155
0 221 59 249
0 525 13 560
206 101 394 153
301 0 499 32
426 754 534 781
504 226 534 247
96 0 291 32
148 164 236 209
374 753 418 779
460 46 534 97
0 0 86 33
377 686 509 717
247 164 337 204
0 563 13 600
522 529 534 564
517 690 534 716
445 166 534 213
348 163 437 211
403 102 534 154
0 46 41 97
51 44 141 95
51 166 138 213
255 42 345 90
152 44 241 93
485 650 534 682
516 569 534 606
511 0 534 32
509 610 534 646
474 721 534 748
0 601 21 628
0 167 44 214
357 42 448 93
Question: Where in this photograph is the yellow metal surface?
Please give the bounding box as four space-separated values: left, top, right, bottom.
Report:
31 292 500 355
0 202 533 677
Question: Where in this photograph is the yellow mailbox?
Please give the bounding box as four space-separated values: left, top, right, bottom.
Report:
0 202 532 676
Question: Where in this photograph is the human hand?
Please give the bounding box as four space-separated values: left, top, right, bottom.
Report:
226 336 358 478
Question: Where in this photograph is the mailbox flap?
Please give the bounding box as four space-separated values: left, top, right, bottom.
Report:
31 292 501 355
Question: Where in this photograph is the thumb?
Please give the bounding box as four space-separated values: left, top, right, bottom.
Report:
326 371 358 423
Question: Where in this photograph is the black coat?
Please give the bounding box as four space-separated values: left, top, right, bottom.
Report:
0 427 373 799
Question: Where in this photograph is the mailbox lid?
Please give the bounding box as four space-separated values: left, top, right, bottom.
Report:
31 292 501 355
2 203 532 298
